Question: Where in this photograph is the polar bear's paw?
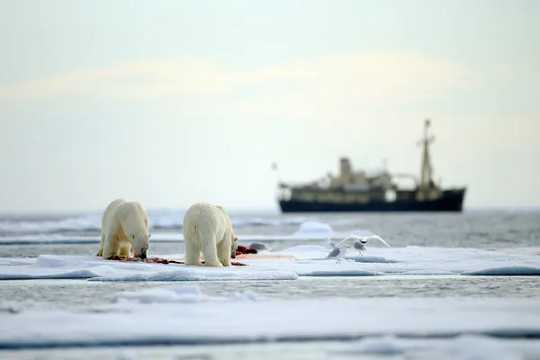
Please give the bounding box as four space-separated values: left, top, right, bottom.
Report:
204 260 223 267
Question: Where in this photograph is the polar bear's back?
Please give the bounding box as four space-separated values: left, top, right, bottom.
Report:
101 199 126 234
183 203 228 240
102 199 148 234
183 203 220 229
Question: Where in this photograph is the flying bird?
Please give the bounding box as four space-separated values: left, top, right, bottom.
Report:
327 233 390 258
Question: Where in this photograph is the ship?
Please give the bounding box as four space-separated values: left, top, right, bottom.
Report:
277 120 466 212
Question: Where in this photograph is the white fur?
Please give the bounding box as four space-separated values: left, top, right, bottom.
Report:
183 203 237 267
97 199 150 259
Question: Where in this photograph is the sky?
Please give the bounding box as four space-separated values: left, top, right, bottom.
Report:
0 0 539 212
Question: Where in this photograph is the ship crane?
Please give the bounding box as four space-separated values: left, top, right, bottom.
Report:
417 119 440 201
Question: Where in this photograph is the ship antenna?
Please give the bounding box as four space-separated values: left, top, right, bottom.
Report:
418 119 435 194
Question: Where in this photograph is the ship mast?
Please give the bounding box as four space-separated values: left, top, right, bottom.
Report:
419 119 435 193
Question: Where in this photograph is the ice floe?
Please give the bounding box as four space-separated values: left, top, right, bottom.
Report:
115 286 259 304
0 297 539 348
0 255 298 281
465 266 540 276
116 286 211 303
333 334 540 359
263 245 540 277
293 221 334 238
0 245 539 281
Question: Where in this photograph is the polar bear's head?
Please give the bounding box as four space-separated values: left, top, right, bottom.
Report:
119 203 150 259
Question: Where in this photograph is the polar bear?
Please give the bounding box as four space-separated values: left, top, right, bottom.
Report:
97 199 150 260
183 203 238 267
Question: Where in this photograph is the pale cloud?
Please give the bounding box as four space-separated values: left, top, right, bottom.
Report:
0 53 473 108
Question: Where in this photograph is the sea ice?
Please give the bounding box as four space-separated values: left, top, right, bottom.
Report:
0 297 539 349
116 286 209 304
0 255 298 281
293 221 334 239
0 245 539 281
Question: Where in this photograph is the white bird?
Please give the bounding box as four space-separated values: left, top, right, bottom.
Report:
327 233 390 258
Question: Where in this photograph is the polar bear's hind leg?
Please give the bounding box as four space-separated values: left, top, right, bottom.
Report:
102 234 119 259
200 226 222 267
218 235 232 267
97 233 105 256
184 224 202 266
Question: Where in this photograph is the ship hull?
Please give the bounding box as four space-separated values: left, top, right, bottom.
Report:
279 188 466 213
